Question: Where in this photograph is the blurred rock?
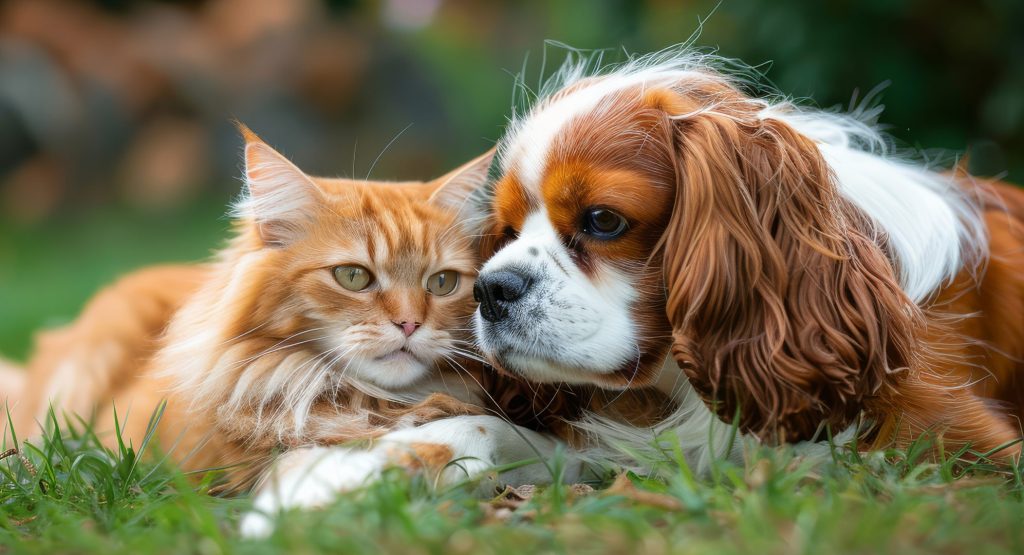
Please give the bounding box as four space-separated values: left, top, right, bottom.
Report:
2 154 64 225
117 118 210 210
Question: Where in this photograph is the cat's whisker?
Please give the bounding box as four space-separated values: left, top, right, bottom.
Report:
433 363 455 397
448 337 483 346
277 344 358 433
258 347 332 410
227 328 331 370
439 354 473 379
290 345 348 396
364 123 413 182
325 346 359 386
330 346 363 384
228 336 330 372
534 381 563 417
216 321 269 347
444 347 488 365
436 222 462 247
441 354 515 424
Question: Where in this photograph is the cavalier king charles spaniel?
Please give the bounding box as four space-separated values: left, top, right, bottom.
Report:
473 47 1024 459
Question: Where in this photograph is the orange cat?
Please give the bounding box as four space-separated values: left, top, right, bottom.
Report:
5 127 497 488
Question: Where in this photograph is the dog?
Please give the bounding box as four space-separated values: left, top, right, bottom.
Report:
473 47 1024 458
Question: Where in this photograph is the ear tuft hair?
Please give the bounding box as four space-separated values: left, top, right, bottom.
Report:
233 123 322 247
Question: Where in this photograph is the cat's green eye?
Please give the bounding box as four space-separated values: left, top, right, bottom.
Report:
425 270 459 296
333 265 374 292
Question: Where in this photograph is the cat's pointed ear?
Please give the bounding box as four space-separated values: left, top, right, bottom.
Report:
234 123 322 247
428 148 496 219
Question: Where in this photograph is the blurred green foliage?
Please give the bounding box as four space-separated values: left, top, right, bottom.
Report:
1 0 1021 359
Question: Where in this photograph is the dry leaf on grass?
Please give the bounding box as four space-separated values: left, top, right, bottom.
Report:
489 484 534 510
482 483 597 521
605 474 683 511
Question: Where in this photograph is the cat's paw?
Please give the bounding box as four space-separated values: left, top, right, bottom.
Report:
238 415 575 538
239 447 388 538
238 511 274 539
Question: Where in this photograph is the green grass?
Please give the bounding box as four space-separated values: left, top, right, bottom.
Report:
2 412 1023 555
0 198 231 361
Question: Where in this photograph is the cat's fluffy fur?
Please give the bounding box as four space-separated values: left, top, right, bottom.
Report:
4 128 498 488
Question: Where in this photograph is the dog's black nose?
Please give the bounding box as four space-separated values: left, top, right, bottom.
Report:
474 270 531 322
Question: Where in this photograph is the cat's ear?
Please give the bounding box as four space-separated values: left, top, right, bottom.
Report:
234 123 322 247
428 148 496 220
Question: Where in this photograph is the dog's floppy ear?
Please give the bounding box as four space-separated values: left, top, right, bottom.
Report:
655 92 924 442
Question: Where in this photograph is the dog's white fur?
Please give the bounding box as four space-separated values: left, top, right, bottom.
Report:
762 106 986 302
473 211 641 382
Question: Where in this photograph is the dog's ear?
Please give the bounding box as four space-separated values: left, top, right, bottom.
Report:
655 92 924 442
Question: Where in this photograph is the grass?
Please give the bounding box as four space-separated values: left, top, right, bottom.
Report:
0 198 231 361
1 411 1023 555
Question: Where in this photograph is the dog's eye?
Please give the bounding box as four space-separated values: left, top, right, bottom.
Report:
582 208 628 239
502 225 519 240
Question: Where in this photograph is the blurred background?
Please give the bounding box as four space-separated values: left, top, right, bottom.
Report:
1 0 1021 359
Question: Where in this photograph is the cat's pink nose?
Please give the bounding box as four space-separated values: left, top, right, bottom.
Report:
394 321 421 337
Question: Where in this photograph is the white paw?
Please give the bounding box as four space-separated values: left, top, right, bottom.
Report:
238 511 274 539
237 415 577 538
239 447 386 538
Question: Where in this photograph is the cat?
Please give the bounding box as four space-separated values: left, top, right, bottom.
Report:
5 125 499 488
